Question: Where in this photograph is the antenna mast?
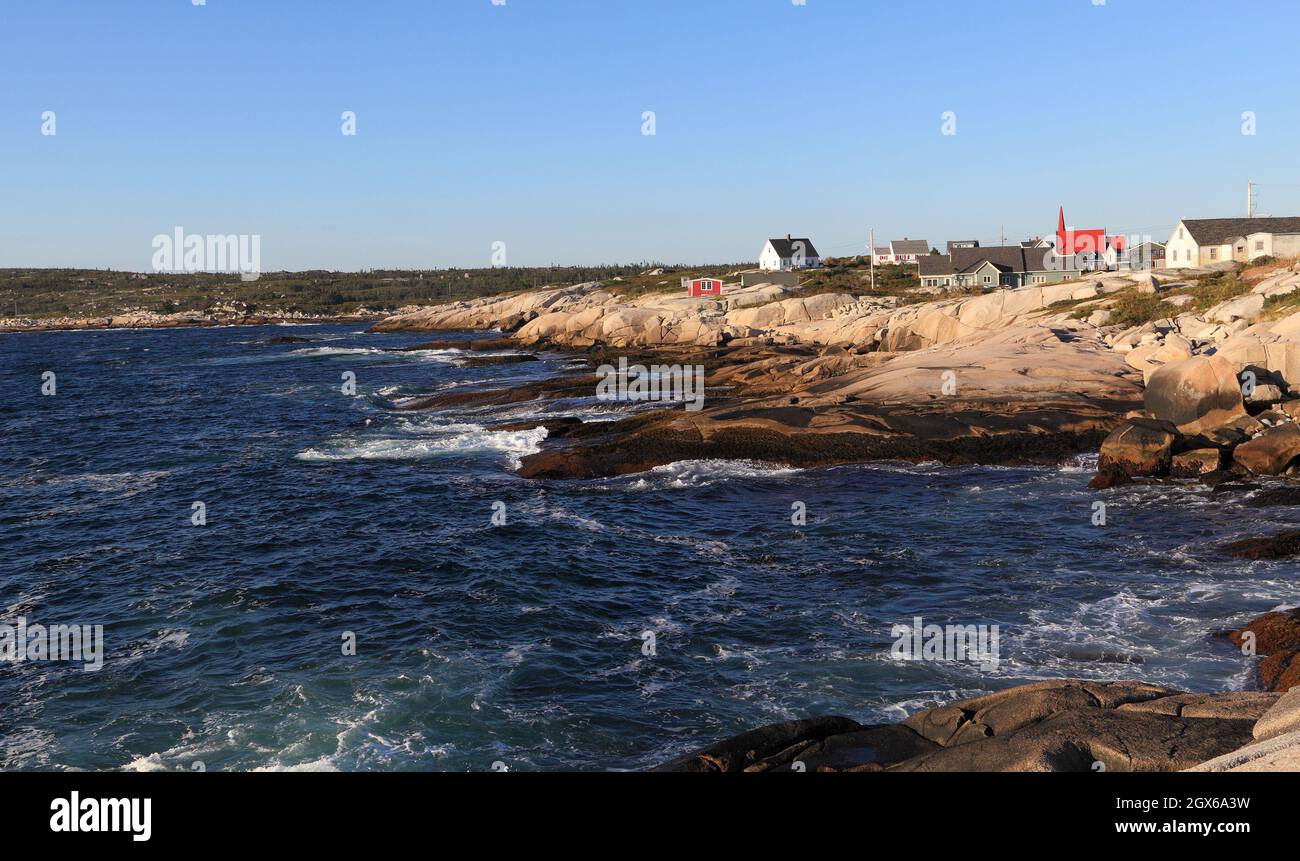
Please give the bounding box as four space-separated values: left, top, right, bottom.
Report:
869 227 875 291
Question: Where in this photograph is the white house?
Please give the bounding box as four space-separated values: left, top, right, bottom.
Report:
759 235 822 272
873 238 930 265
1165 217 1300 269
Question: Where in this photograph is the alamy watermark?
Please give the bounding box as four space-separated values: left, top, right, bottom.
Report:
1 617 104 672
152 227 261 281
890 616 1000 671
596 357 705 411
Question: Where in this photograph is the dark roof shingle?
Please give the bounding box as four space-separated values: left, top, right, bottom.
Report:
918 246 1068 277
891 239 930 255
767 237 821 258
1182 217 1300 246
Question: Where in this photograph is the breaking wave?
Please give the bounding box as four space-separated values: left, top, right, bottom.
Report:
296 424 548 468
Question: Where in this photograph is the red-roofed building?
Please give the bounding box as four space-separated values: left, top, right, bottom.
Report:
1056 207 1107 257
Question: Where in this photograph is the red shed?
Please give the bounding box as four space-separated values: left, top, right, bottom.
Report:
688 277 723 298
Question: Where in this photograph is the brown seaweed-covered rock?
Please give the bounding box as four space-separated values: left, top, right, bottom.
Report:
1224 609 1300 693
1226 608 1300 654
739 724 939 773
1096 418 1180 477
1259 651 1300 694
263 335 319 344
1233 424 1300 475
649 716 861 772
654 681 1266 773
1171 447 1221 478
457 353 538 367
516 385 1127 480
1222 530 1300 559
1088 467 1134 490
1248 485 1300 506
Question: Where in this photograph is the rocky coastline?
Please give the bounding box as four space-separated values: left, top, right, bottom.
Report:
0 308 387 333
368 259 1300 771
644 610 1300 773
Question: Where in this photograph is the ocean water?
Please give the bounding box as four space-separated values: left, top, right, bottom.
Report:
1 323 1296 772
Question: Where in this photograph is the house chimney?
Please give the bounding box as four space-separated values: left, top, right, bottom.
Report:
786 233 792 241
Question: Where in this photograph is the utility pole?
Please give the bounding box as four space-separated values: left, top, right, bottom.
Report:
1247 180 1256 218
869 227 875 291
1000 225 1006 246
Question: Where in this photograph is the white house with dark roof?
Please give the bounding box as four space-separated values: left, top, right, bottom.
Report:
1165 217 1300 269
873 239 930 265
758 235 821 271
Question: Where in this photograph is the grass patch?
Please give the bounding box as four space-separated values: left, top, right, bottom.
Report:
1104 289 1169 328
1180 268 1252 312
804 258 920 298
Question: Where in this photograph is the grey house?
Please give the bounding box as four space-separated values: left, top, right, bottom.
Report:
918 246 1082 289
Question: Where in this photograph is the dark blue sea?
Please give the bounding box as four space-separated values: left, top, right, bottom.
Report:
1 323 1295 771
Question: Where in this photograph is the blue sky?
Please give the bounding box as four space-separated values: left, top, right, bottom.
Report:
2 0 1298 270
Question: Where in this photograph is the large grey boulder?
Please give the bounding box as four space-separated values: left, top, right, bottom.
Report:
1144 354 1246 432
1186 728 1300 772
892 682 1262 772
1253 687 1300 741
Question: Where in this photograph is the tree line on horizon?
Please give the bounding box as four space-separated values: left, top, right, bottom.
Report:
0 263 753 319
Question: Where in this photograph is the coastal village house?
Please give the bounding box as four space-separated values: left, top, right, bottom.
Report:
1130 240 1166 269
687 277 723 298
873 239 930 266
918 246 1082 290
759 235 821 271
1164 217 1300 269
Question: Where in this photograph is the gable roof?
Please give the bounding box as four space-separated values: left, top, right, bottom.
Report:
953 246 1034 273
1181 217 1300 246
890 239 930 256
919 246 1068 277
766 237 820 258
918 254 953 276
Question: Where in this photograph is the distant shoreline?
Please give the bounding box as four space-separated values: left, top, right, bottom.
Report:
0 313 388 335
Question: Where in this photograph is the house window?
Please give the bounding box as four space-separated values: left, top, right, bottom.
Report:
1209 248 1218 260
1179 228 1184 239
1256 241 1265 251
982 275 992 284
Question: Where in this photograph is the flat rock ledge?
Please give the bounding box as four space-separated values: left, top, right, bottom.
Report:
652 680 1293 773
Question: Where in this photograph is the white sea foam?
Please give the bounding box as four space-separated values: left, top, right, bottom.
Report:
625 459 800 490
296 424 548 468
1060 452 1100 473
283 345 463 363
